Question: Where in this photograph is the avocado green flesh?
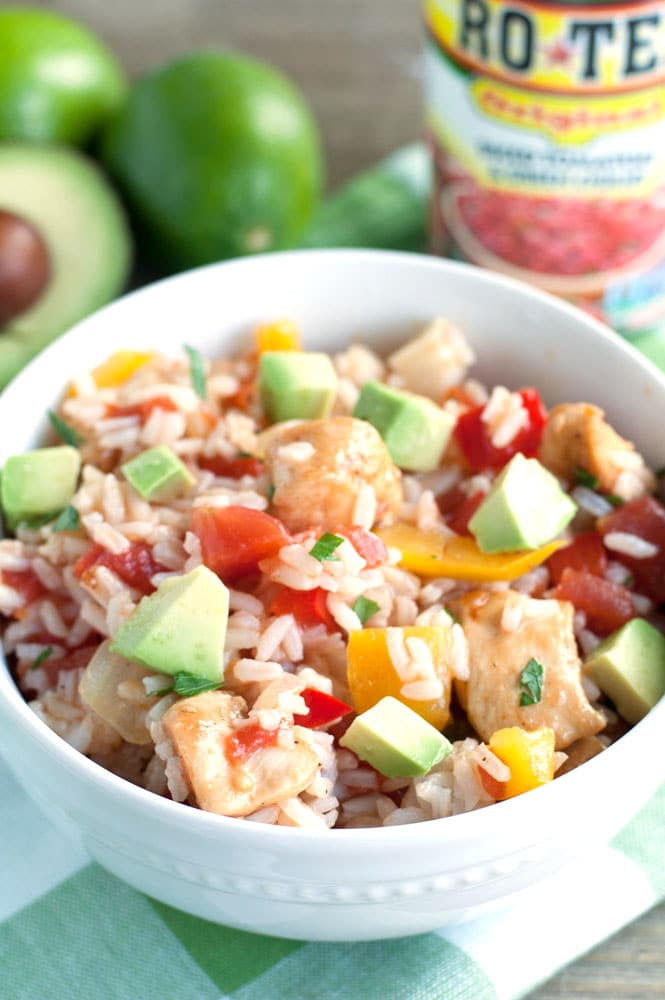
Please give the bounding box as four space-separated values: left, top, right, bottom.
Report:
122 445 195 502
1 445 80 531
0 144 131 388
469 453 577 553
259 350 337 423
110 566 229 684
352 380 454 472
340 696 452 778
584 618 665 724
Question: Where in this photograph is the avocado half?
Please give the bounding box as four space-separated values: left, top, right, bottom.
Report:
0 144 132 387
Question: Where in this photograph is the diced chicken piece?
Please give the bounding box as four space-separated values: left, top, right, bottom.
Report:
448 590 605 750
388 319 475 400
539 402 655 501
264 416 402 533
161 691 320 817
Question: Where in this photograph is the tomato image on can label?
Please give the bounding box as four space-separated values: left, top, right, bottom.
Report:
424 0 665 336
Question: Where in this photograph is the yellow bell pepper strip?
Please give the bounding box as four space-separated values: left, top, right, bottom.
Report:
347 626 452 729
377 523 564 581
255 320 301 353
68 350 153 396
488 726 555 799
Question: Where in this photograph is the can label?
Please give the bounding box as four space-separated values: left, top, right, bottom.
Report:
424 0 665 335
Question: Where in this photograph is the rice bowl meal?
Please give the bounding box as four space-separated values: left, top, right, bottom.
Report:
2 315 665 833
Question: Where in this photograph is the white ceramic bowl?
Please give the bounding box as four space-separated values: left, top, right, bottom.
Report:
0 250 663 941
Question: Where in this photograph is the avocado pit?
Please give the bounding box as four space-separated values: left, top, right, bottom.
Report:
0 209 51 325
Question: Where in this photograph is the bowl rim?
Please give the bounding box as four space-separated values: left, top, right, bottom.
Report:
1 246 664 847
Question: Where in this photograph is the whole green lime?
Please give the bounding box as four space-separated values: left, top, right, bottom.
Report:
0 7 127 146
101 51 323 269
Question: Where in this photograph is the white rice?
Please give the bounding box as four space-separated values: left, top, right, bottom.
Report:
603 532 658 559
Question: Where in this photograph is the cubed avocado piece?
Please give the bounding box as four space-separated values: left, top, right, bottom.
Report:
469 453 576 553
122 445 195 502
584 618 665 724
110 565 229 683
1 445 80 530
352 380 454 471
340 696 452 778
258 351 337 423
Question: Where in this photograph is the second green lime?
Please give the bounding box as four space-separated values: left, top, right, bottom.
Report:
102 51 323 270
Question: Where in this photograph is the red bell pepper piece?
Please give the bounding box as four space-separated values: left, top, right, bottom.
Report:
454 387 547 471
292 688 354 729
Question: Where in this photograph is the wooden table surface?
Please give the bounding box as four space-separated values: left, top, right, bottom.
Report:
36 1 665 995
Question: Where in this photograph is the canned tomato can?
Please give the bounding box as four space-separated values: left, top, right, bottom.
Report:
424 0 665 341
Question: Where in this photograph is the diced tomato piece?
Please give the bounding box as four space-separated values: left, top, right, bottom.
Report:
199 454 265 479
73 542 166 594
338 527 387 567
555 568 635 635
293 688 354 729
447 491 485 537
108 396 179 421
192 505 290 582
43 644 99 685
225 721 279 764
477 765 507 801
269 587 337 631
599 496 665 601
454 387 547 471
1 568 46 606
547 532 608 585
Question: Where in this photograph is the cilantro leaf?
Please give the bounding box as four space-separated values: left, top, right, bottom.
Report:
353 596 380 625
184 344 207 400
267 483 276 503
32 646 54 671
605 493 624 507
574 467 599 490
52 505 80 533
173 672 222 697
310 533 344 562
48 411 83 447
519 657 544 707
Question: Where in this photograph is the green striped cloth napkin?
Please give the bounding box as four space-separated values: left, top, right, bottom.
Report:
0 754 662 1000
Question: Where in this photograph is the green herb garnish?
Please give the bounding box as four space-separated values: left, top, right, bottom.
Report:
574 467 599 490
173 672 222 697
32 646 53 671
267 483 276 503
48 411 83 447
310 533 344 562
605 493 624 507
147 670 222 699
519 657 544 707
353 596 380 625
18 514 56 531
444 605 460 624
52 505 80 533
184 344 207 400
624 574 635 587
